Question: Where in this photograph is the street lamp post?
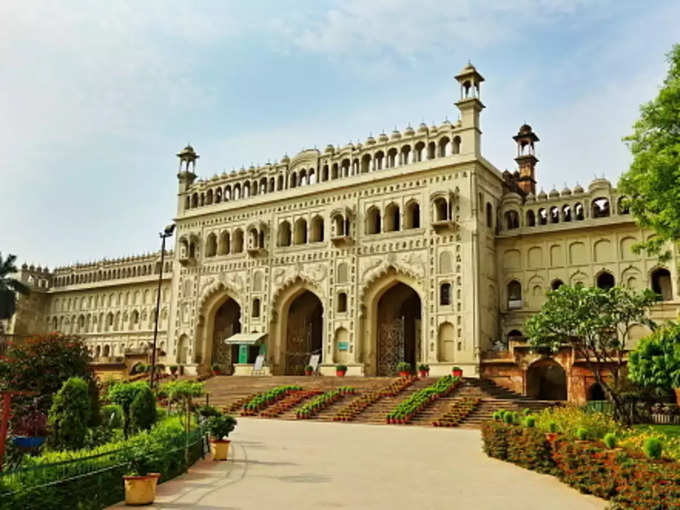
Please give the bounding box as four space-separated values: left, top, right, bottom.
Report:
149 224 175 389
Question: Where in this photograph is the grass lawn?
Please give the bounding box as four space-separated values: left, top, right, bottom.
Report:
632 424 680 438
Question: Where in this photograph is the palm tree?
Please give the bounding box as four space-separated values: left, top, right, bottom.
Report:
0 253 30 320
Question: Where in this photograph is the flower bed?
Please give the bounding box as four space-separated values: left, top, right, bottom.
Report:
432 397 480 427
481 422 680 509
296 387 356 419
332 377 416 422
240 385 302 416
386 376 460 424
260 390 322 418
225 394 258 413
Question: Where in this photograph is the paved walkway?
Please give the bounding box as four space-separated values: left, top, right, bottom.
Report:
110 418 605 510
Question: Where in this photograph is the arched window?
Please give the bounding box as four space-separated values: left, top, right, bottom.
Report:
332 214 345 237
486 202 493 228
322 165 329 181
538 208 548 225
337 292 347 313
433 197 448 222
596 272 615 290
574 202 584 220
551 279 564 290
299 169 307 186
278 221 292 247
427 141 436 159
438 137 450 157
366 207 381 234
405 201 420 229
550 206 559 223
562 205 571 222
452 136 461 154
440 283 451 305
592 197 610 218
504 210 519 230
232 229 244 253
414 142 425 162
290 173 297 188
310 216 324 242
218 231 230 255
507 281 522 309
384 203 400 232
651 268 672 301
526 210 536 227
252 298 261 318
507 330 523 343
277 175 284 190
205 233 217 257
618 196 630 214
294 218 308 244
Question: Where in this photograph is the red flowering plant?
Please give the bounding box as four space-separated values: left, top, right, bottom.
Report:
0 333 99 426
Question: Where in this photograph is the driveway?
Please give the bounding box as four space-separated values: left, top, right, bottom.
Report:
109 418 605 510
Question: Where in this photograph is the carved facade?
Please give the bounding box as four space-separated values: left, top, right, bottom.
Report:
7 63 679 401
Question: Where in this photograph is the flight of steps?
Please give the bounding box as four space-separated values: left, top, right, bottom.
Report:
201 375 560 428
352 377 436 424
454 378 558 428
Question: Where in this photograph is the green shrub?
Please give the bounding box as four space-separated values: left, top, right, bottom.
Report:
130 385 157 432
643 437 663 459
100 404 124 429
522 408 531 416
206 414 237 440
503 411 514 424
108 381 150 438
48 377 91 451
525 416 536 428
196 405 222 419
575 427 588 441
547 421 558 433
603 432 617 449
535 405 621 440
492 410 501 421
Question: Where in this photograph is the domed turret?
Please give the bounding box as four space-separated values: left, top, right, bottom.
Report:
573 183 584 194
378 132 389 142
281 154 290 164
561 185 572 196
366 134 376 145
549 187 559 198
418 122 428 133
391 129 401 140
538 189 547 200
404 125 415 136
325 144 335 153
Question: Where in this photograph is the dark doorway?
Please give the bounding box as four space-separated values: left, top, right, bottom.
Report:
376 282 421 376
285 291 323 375
212 298 241 374
527 359 567 400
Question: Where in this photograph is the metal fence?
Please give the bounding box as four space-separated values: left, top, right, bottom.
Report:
0 428 208 510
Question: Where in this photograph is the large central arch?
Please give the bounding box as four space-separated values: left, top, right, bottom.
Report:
271 280 325 375
361 272 424 376
211 298 241 373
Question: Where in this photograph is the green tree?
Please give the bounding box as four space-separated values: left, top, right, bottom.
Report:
130 384 157 432
107 381 149 438
0 253 30 321
628 321 680 391
0 333 97 423
48 377 91 450
619 44 680 259
525 285 657 422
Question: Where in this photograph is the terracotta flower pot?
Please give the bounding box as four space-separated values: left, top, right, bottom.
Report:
545 433 558 442
399 371 410 377
336 370 346 377
305 370 313 376
452 369 463 377
210 439 231 461
123 473 161 505
419 370 429 378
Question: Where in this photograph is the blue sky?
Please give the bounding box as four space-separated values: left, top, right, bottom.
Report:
1 1 679 269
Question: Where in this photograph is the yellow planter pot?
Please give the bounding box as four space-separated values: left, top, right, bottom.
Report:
123 473 160 506
674 388 680 406
210 439 231 461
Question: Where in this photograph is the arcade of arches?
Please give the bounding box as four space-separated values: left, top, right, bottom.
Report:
376 282 421 376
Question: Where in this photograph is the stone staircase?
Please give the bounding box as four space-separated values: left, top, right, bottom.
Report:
201 375 560 428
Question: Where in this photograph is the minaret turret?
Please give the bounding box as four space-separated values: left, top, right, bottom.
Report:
177 144 198 214
513 124 539 195
454 62 485 157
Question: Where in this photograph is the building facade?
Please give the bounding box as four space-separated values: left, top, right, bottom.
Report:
7 64 679 401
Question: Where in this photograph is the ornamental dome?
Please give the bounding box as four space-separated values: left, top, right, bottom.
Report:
561 186 572 196
404 125 415 136
538 189 548 200
418 122 428 133
549 188 559 198
573 183 584 194
378 132 389 142
391 129 401 140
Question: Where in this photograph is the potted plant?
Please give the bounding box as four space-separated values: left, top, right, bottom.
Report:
336 364 348 377
169 364 178 377
123 450 161 505
212 363 221 376
418 364 430 378
452 366 463 378
396 362 412 377
207 414 238 461
12 410 48 449
304 365 314 376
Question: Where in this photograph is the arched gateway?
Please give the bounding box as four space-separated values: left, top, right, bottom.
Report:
526 359 567 400
361 273 423 376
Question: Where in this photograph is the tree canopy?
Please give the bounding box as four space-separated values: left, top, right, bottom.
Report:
628 321 680 390
619 44 680 258
525 284 657 421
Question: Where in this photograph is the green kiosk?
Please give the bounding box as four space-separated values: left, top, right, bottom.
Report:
224 332 268 375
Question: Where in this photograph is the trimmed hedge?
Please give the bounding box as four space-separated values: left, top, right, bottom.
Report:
481 422 680 509
0 417 206 510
